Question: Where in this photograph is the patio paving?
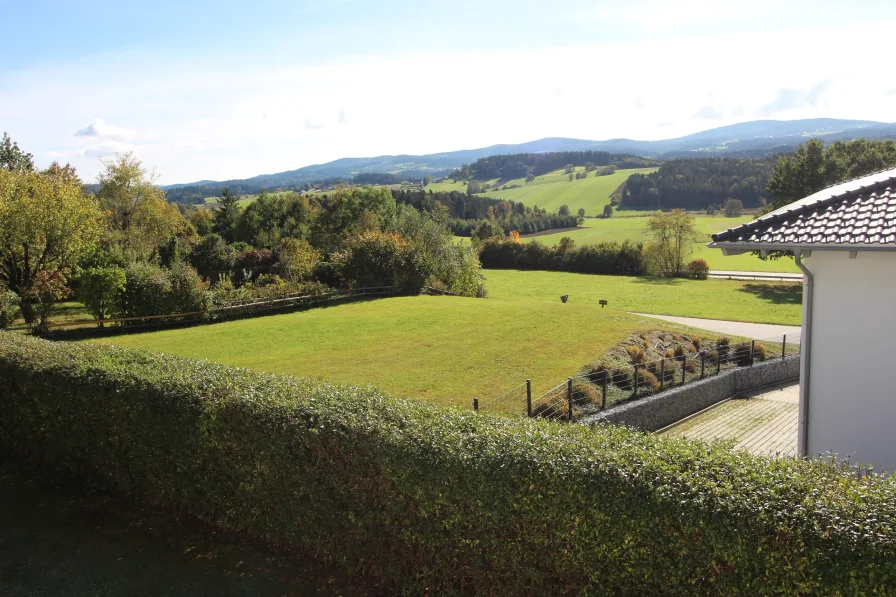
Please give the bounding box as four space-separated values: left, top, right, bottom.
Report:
660 383 799 457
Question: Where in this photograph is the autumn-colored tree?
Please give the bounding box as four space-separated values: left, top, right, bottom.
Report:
96 152 191 261
277 238 321 282
507 230 521 243
0 165 104 321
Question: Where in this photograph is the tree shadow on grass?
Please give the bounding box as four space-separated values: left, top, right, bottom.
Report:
737 283 803 305
631 276 687 285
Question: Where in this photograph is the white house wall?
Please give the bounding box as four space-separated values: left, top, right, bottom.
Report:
806 250 896 471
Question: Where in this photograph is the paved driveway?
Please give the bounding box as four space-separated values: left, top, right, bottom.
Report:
660 383 799 457
629 313 801 344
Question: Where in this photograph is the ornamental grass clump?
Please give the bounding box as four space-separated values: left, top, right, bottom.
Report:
2 333 895 596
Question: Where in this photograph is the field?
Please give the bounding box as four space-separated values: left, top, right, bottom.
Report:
426 167 656 216
89 270 800 406
523 215 801 273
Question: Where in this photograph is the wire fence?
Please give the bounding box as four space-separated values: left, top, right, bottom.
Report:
474 332 800 423
21 286 406 336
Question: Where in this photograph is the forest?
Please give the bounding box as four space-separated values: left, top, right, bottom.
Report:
619 157 775 210
449 151 659 181
391 189 577 236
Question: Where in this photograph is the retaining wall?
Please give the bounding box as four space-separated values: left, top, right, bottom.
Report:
582 355 800 432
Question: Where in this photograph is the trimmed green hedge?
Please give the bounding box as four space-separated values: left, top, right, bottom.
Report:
1 333 895 595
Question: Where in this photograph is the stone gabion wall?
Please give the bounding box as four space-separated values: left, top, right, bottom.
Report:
582 355 800 432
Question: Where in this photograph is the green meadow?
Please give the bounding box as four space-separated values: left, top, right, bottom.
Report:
89 270 800 406
426 167 656 215
523 215 800 273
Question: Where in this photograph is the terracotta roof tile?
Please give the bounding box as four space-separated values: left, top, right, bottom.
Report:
711 169 896 247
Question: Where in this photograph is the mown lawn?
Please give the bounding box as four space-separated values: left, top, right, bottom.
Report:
88 270 799 405
523 214 800 273
485 270 801 325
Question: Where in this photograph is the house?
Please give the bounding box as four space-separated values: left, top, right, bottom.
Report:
708 167 896 471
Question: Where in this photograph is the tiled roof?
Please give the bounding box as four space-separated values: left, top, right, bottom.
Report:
710 167 896 247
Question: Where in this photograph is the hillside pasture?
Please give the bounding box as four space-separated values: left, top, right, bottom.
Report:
521 215 800 273
426 167 656 215
88 270 800 407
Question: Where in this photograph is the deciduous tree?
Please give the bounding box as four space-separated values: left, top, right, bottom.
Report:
0 132 34 172
96 152 190 261
0 166 103 321
644 209 696 276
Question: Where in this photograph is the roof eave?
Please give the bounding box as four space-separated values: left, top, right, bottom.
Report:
707 241 896 256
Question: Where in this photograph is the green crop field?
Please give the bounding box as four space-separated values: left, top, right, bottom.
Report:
426 167 656 216
89 270 800 406
523 215 800 273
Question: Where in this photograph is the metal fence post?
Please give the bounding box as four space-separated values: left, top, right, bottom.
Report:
700 351 705 379
750 340 756 366
660 359 665 390
567 378 573 422
601 371 608 410
633 364 640 397
526 379 532 417
473 397 479 411
681 355 687 385
781 334 787 360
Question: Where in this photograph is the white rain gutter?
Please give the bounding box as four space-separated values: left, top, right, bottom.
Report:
794 251 813 458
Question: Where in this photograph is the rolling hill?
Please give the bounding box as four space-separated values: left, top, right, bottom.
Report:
163 118 896 201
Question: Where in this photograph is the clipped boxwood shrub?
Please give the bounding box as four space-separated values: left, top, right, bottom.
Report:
2 334 896 595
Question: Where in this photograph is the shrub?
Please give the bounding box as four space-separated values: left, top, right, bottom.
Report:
581 362 610 387
78 266 127 327
189 233 236 280
684 362 696 374
625 345 646 365
530 397 566 420
334 231 431 292
277 238 320 282
687 259 709 280
754 342 768 362
673 344 686 358
571 381 601 407
716 337 731 361
167 263 210 314
691 336 702 351
646 359 675 384
119 263 209 319
0 287 20 329
2 335 896 595
634 368 661 393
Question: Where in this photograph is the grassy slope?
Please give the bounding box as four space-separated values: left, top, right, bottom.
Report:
523 215 800 273
484 270 801 325
89 271 800 405
426 168 656 216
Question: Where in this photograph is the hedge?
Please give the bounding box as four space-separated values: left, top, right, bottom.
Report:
1 333 895 595
479 238 645 276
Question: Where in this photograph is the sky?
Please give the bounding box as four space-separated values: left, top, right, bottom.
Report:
2 0 895 185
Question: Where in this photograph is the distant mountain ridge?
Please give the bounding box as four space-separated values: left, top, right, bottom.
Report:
162 118 896 196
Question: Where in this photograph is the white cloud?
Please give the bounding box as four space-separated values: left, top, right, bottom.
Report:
3 20 896 184
73 118 137 142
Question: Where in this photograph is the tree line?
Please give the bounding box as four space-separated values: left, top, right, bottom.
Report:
390 189 577 236
619 157 775 210
449 151 659 181
0 134 487 331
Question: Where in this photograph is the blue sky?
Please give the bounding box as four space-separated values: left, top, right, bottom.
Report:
2 0 895 184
